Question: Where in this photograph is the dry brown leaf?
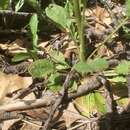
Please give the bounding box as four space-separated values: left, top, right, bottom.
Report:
0 72 32 103
97 45 114 57
0 39 27 56
63 103 83 128
38 41 49 49
94 6 111 34
85 5 112 35
64 41 77 60
21 121 42 130
2 119 21 130
95 6 111 25
114 41 125 53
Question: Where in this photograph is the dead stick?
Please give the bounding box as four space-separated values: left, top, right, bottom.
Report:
0 75 106 112
0 95 55 112
42 69 75 130
67 75 105 101
0 10 32 17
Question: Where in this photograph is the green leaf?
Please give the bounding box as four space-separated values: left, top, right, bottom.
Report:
12 53 30 62
74 58 108 74
117 98 128 108
109 76 126 83
90 58 109 72
75 92 106 117
32 34 38 50
115 61 130 75
50 51 66 64
29 14 38 35
28 50 38 60
0 0 8 10
122 25 130 40
64 0 73 29
27 0 38 8
48 73 64 92
29 14 38 50
65 0 73 17
94 92 106 114
45 4 71 29
15 0 24 12
70 81 78 91
50 50 69 70
126 0 130 18
74 61 92 74
104 70 118 77
28 59 54 78
48 72 75 92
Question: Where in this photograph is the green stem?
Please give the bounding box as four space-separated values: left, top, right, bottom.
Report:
73 0 86 62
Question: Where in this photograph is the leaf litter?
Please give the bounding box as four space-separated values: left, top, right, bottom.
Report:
0 1 130 130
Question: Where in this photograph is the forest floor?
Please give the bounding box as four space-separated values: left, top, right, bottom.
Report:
0 0 130 130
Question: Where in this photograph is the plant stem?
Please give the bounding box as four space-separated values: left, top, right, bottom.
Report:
73 0 86 62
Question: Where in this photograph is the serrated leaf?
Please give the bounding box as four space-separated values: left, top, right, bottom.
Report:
45 4 71 29
28 59 54 78
12 53 30 62
90 58 108 72
75 92 106 117
74 58 108 74
74 61 92 74
115 61 130 75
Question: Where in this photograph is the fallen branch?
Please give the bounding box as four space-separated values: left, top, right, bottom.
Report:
0 75 107 112
0 94 55 112
0 10 32 18
42 69 75 130
0 29 27 35
67 75 105 101
103 78 116 113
